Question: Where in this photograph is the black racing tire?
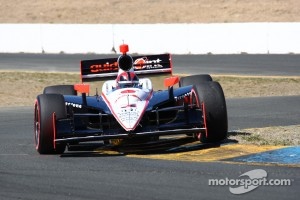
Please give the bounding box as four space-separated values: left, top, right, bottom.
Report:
34 94 67 154
179 74 212 87
43 85 77 95
180 74 213 137
194 81 228 143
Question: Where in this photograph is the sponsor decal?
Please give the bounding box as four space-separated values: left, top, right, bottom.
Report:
174 92 192 101
89 62 118 73
117 106 140 123
120 89 136 94
66 102 82 108
134 57 163 70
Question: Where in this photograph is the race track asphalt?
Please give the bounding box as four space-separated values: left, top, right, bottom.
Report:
0 53 300 76
0 105 299 200
0 54 299 200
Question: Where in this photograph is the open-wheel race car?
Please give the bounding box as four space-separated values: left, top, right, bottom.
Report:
34 44 228 154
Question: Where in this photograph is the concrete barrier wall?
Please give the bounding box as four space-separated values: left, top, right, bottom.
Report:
0 23 299 54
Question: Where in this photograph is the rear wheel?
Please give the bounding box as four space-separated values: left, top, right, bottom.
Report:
179 74 212 87
43 85 77 95
34 94 67 154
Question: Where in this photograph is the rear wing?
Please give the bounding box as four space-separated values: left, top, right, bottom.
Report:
80 54 172 82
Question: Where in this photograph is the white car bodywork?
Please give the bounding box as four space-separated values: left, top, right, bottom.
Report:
101 78 153 131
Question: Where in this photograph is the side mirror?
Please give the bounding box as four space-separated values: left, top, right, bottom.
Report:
74 83 90 94
164 76 179 87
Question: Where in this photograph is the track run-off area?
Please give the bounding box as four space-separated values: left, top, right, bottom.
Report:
0 54 299 200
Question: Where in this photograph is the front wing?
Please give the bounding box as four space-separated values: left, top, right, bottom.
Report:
54 86 206 145
55 105 205 144
55 128 205 144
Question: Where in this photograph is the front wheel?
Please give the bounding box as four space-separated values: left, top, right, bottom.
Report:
34 94 67 154
43 85 77 95
195 81 228 143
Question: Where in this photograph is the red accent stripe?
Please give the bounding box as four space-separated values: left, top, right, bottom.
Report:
114 93 142 103
202 103 208 138
52 112 56 149
121 89 136 94
191 88 208 139
34 100 40 150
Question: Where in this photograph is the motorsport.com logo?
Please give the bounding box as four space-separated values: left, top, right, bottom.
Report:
208 169 293 194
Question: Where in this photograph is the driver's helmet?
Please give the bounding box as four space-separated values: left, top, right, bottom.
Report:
116 72 139 88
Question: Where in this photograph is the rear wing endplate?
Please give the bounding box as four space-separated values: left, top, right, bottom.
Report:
80 54 172 82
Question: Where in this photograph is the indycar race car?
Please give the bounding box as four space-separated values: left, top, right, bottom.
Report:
34 44 228 154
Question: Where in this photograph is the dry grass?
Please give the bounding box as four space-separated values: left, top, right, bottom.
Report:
0 71 79 106
0 0 299 23
228 125 300 146
213 75 300 98
1 71 300 107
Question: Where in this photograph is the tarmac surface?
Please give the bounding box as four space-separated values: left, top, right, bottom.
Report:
0 54 299 199
0 53 300 76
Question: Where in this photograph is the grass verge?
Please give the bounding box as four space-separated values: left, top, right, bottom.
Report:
228 125 300 146
1 71 300 107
